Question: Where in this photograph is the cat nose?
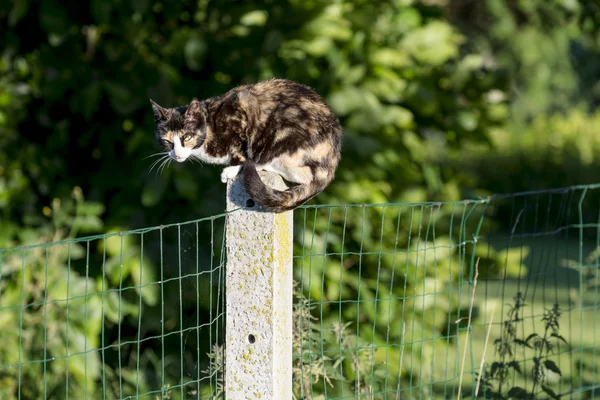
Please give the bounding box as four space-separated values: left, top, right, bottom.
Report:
173 153 186 162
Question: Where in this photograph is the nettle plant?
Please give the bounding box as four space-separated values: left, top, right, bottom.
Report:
478 293 566 400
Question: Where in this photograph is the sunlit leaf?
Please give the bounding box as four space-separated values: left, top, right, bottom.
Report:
240 10 268 26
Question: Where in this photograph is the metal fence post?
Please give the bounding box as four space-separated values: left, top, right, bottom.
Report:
225 171 293 399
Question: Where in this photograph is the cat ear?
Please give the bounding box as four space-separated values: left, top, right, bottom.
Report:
150 99 169 122
184 97 204 126
185 98 202 117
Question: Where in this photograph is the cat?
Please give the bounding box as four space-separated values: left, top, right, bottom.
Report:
150 78 342 213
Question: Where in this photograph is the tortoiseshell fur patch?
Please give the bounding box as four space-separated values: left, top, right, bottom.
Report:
151 79 342 212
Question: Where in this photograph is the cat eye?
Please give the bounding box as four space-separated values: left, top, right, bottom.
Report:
161 140 173 149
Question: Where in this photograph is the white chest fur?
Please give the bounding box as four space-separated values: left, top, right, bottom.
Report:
192 145 232 165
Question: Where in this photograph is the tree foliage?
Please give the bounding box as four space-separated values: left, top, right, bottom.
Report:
1 0 599 397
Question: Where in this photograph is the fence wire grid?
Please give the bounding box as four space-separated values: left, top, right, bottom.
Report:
295 184 600 399
0 183 599 399
0 213 229 399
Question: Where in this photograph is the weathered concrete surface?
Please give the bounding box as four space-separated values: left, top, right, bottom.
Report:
225 171 293 399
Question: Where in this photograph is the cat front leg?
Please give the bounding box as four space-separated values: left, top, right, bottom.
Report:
220 152 245 183
221 165 242 183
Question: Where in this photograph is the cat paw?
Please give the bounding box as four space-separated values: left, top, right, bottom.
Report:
221 165 242 183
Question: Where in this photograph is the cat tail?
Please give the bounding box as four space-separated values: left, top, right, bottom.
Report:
243 162 326 213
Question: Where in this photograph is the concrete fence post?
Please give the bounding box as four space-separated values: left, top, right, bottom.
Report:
225 171 293 399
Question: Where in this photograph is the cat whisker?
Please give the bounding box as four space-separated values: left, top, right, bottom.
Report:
156 159 167 176
143 152 168 160
149 154 167 167
190 157 202 166
151 156 170 175
164 159 173 175
148 155 169 174
158 158 172 176
192 155 205 167
148 157 164 174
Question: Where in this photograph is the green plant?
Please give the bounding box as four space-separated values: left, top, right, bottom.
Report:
204 284 398 399
562 246 600 298
0 187 155 398
293 285 387 399
200 344 224 399
2 0 599 397
460 108 600 197
0 1 511 391
447 0 600 123
478 293 566 400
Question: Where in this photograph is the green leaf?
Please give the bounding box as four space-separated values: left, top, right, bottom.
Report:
98 230 135 258
490 361 503 378
103 290 122 323
49 273 69 302
544 359 562 376
102 256 122 285
130 260 159 306
497 247 530 278
525 333 539 343
328 87 379 117
402 131 426 162
395 8 422 32
381 105 414 129
550 333 568 344
508 360 522 374
507 386 529 399
362 77 407 103
514 338 533 348
240 10 268 26
9 0 29 27
401 21 462 65
76 215 103 233
306 12 352 41
342 65 366 85
370 48 411 68
304 37 333 57
184 34 207 72
66 327 100 390
79 202 105 217
457 111 478 132
69 242 87 260
542 385 560 399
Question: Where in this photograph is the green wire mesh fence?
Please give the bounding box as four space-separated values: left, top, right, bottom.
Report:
0 213 228 399
294 184 600 399
1 183 599 399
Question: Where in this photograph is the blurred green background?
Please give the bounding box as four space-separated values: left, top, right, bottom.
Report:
1 0 600 398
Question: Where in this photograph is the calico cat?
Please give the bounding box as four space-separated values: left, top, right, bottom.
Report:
150 79 342 212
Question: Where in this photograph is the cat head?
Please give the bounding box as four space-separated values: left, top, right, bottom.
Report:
150 98 207 163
